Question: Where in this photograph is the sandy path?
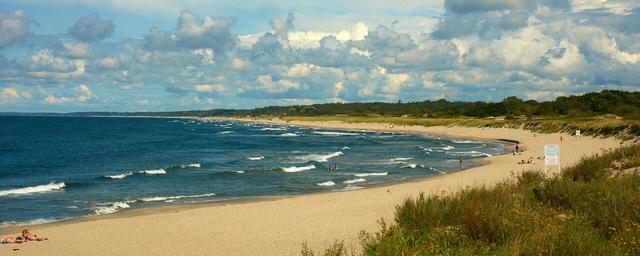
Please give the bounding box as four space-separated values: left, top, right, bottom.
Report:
0 119 622 256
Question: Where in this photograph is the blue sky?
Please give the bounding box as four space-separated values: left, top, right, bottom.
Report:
0 0 639 112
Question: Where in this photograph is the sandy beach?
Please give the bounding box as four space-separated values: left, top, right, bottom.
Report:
0 119 623 256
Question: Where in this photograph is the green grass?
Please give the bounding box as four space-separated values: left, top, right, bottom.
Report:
274 116 640 139
303 144 640 256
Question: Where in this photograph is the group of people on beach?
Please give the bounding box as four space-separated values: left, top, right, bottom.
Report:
517 157 536 165
328 165 338 172
1 229 47 244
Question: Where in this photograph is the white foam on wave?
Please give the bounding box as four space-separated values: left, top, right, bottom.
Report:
391 157 413 161
140 168 166 175
248 156 265 161
260 127 286 131
282 165 316 173
93 201 131 215
402 164 425 169
316 181 336 186
343 178 366 184
104 172 133 179
430 167 447 174
137 193 216 203
334 185 364 191
354 172 388 177
234 170 245 174
453 140 477 144
442 145 455 151
278 133 299 137
182 163 201 168
313 131 361 136
447 151 492 157
0 182 66 197
217 131 235 134
296 151 343 162
342 146 350 150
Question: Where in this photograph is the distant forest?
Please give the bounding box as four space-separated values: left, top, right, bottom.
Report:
72 90 640 119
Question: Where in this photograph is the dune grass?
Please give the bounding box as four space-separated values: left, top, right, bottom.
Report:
302 144 640 256
277 116 640 139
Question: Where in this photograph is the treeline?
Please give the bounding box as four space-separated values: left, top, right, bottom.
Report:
71 90 640 119
249 90 640 118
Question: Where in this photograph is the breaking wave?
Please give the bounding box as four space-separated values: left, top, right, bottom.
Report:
137 193 215 203
296 151 343 162
93 201 131 215
353 172 388 177
104 172 134 179
140 168 166 175
316 181 336 186
313 131 361 136
0 182 66 197
281 165 316 173
343 178 366 184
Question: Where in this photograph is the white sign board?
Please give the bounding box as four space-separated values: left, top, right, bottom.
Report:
544 144 559 166
576 130 581 136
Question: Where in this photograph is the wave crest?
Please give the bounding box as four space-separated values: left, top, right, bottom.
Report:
0 182 66 197
104 172 133 179
281 165 316 173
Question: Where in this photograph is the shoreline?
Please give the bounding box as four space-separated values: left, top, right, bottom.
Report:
1 117 502 231
0 118 622 256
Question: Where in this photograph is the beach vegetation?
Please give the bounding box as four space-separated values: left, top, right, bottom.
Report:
305 144 640 255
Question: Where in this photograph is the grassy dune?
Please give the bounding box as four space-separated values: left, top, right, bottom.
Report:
277 116 640 139
302 144 640 256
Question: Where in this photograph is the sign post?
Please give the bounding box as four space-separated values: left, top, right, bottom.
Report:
544 144 560 173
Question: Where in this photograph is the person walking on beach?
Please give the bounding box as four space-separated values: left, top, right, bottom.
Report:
459 156 464 168
515 144 520 154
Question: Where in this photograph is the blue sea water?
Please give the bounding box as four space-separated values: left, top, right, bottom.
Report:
0 116 507 226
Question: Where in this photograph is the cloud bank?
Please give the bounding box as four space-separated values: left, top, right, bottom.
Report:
0 0 639 112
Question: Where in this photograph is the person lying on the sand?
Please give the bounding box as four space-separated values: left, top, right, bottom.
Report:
20 229 48 241
1 236 24 244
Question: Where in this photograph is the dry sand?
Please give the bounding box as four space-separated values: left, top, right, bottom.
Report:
0 119 623 256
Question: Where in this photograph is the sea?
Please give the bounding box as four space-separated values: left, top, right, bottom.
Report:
0 116 507 226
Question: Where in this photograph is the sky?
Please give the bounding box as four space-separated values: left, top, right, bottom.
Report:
0 0 639 112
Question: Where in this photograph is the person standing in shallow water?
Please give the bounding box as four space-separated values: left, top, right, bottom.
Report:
459 156 464 168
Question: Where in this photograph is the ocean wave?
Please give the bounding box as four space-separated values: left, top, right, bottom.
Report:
342 146 350 150
316 181 336 186
0 182 66 197
278 133 299 137
343 178 366 184
430 167 447 174
234 170 245 174
181 163 201 168
0 218 62 227
447 151 492 157
402 164 425 169
137 193 215 203
353 172 388 177
260 127 286 131
281 165 316 173
296 151 343 162
452 140 478 144
391 157 413 162
217 131 235 135
247 156 265 161
333 185 364 191
313 131 361 136
140 168 166 175
93 201 131 215
104 172 133 179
